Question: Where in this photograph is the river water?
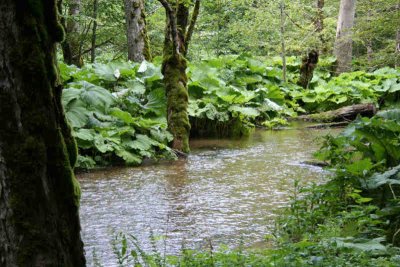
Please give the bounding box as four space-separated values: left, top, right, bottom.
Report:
78 127 337 266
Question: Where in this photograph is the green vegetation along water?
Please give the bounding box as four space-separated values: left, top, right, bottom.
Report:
78 127 338 266
60 57 400 169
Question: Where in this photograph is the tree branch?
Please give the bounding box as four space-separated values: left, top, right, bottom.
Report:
158 0 180 56
77 38 113 57
184 0 200 55
284 10 304 30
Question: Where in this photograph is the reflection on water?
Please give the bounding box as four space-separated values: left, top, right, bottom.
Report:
78 128 337 266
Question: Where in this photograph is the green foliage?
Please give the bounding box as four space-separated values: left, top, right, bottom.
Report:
96 229 399 267
61 56 400 166
187 55 297 137
61 61 175 168
290 67 400 113
274 111 400 266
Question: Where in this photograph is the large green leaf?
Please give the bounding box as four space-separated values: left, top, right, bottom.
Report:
65 106 90 128
115 150 142 165
365 164 400 189
144 88 166 116
110 108 135 124
229 106 260 117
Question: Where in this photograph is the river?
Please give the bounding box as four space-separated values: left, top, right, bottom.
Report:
78 127 337 266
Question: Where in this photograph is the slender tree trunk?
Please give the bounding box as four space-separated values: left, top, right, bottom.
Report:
91 0 98 63
158 0 200 153
315 0 327 54
396 4 400 67
396 28 400 67
315 0 324 33
334 0 356 74
367 40 374 65
184 0 200 57
366 10 374 66
124 0 152 62
280 1 287 83
0 0 85 266
62 0 83 66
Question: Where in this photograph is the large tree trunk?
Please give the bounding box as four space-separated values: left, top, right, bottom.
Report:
0 1 85 266
62 0 83 66
334 0 356 74
124 0 152 62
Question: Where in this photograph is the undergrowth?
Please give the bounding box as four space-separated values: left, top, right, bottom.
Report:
88 110 400 266
60 55 400 169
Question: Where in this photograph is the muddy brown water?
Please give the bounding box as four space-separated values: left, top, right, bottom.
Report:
78 127 338 266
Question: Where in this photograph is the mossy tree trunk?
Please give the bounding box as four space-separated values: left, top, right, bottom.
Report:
124 0 152 62
314 0 324 34
62 0 83 67
90 0 98 63
396 26 400 67
334 0 356 74
314 0 328 54
158 0 200 154
279 1 287 83
298 50 319 89
0 0 85 266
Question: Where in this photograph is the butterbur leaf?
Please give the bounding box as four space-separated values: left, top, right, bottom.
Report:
73 129 95 141
76 155 96 169
332 237 386 252
229 106 260 117
377 109 400 122
79 82 115 110
115 149 141 165
110 108 135 124
94 135 117 153
126 134 158 151
346 158 373 176
263 99 282 111
365 164 400 189
65 106 90 128
62 88 81 107
144 88 166 116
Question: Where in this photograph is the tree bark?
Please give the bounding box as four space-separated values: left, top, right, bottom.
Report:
315 0 324 33
315 0 327 54
0 0 85 266
334 0 356 74
91 0 98 63
124 0 152 62
184 0 200 56
62 0 83 67
298 50 319 89
396 26 400 68
159 0 197 153
297 103 376 122
280 1 287 83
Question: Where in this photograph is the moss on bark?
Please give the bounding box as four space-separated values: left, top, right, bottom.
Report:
298 50 319 89
0 0 85 265
162 53 191 153
160 2 191 153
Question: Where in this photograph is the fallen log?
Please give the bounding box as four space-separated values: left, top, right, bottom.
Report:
296 103 376 122
302 160 329 167
305 122 349 129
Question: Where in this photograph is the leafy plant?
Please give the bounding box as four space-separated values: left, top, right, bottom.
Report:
61 61 175 168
